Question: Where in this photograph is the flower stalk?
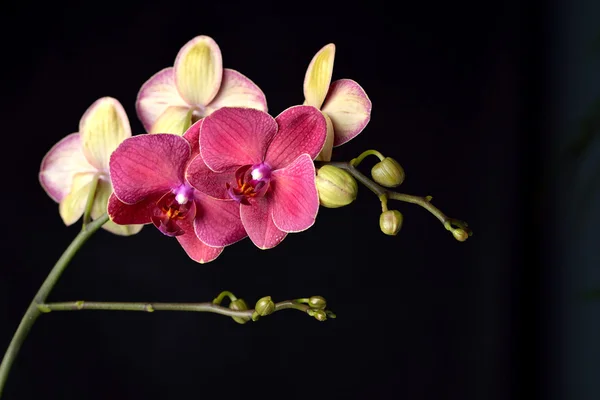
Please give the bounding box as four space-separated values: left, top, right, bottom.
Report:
0 213 109 397
81 173 100 228
36 297 335 320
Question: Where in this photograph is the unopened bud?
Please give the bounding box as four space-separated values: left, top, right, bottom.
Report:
229 298 251 325
371 157 405 188
308 296 327 310
379 210 403 236
452 228 469 242
255 296 275 316
313 309 327 321
315 165 358 208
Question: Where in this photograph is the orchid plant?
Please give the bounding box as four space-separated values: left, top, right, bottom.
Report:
0 35 472 397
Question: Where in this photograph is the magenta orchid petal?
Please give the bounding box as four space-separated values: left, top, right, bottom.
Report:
206 69 268 114
95 183 144 236
264 105 327 169
200 107 277 172
107 192 162 225
176 218 224 263
136 68 188 132
186 154 235 199
39 133 96 202
194 192 246 247
321 79 372 147
109 134 190 204
271 154 319 233
240 196 287 249
182 119 203 158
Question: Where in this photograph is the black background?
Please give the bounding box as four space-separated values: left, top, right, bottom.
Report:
2 0 599 399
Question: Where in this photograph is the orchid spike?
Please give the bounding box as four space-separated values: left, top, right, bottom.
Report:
303 43 372 161
39 97 143 236
187 106 327 249
136 35 268 135
108 120 246 263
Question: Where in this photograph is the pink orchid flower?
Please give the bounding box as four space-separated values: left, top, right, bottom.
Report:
186 106 327 249
303 43 372 161
39 97 143 236
136 35 267 135
107 121 246 263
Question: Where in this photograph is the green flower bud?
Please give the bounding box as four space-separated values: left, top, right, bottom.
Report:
313 309 327 321
379 210 403 236
371 157 405 188
308 296 327 310
315 165 358 208
229 298 251 325
255 296 275 316
452 228 469 242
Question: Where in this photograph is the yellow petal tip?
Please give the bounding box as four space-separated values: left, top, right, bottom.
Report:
303 44 336 109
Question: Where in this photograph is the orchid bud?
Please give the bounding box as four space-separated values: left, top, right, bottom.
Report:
255 296 275 316
315 165 358 208
371 157 405 188
313 309 327 321
308 296 327 310
379 210 403 236
229 298 251 325
452 228 469 242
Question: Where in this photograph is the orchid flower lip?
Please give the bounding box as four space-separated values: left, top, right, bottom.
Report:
226 162 273 204
152 189 196 237
250 162 272 181
173 184 194 204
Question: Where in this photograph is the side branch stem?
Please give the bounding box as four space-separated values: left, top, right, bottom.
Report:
318 161 470 234
38 300 311 318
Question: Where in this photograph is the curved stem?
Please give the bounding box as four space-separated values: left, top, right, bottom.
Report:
350 149 385 166
318 161 471 238
0 214 109 397
212 291 237 305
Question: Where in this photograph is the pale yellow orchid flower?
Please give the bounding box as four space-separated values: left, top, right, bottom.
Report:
136 35 267 135
39 97 143 236
303 44 372 161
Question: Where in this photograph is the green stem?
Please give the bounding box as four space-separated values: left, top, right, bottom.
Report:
38 299 315 318
82 174 100 229
0 214 109 397
379 194 389 212
350 149 385 166
212 291 237 305
319 161 471 238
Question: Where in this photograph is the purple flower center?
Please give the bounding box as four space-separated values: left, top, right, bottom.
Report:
151 185 196 237
227 162 272 205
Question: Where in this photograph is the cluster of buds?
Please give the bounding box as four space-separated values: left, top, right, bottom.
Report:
213 292 335 324
251 295 336 322
314 150 408 237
